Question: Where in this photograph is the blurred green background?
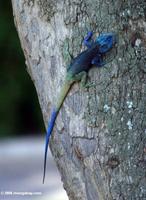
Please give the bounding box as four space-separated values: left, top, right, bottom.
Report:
0 1 45 137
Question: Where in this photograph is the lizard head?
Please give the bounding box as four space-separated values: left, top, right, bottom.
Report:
96 33 117 53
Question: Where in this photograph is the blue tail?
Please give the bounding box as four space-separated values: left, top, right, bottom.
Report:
43 108 58 183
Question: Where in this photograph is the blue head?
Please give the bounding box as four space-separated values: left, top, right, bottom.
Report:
96 33 117 54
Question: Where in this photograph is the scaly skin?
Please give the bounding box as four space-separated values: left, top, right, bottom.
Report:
43 32 117 183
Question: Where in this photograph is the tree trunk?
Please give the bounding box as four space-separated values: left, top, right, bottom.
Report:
11 0 146 199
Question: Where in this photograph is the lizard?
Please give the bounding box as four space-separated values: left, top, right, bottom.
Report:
43 31 117 183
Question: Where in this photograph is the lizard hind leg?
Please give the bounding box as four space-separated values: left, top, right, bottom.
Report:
74 71 96 89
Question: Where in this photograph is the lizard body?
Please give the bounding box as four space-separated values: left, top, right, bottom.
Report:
43 32 117 183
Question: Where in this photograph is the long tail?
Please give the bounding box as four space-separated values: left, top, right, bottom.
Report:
43 80 72 183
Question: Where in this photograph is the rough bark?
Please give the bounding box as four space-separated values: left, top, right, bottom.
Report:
11 0 146 199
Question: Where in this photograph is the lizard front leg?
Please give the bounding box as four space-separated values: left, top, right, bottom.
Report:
83 31 94 48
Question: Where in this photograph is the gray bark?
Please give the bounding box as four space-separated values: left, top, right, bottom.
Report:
11 0 146 199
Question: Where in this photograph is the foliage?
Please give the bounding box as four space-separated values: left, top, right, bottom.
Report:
0 1 44 136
